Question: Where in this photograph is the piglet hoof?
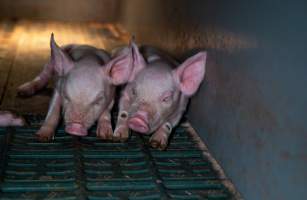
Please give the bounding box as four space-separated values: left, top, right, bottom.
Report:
149 132 169 151
10 116 26 126
113 126 130 142
0 111 25 127
36 126 54 142
96 121 113 140
17 82 35 97
10 112 26 126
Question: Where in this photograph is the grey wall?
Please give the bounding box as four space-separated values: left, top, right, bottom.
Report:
119 0 307 199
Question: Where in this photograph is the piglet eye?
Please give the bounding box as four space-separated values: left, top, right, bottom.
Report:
93 97 104 105
131 87 137 96
63 92 70 102
161 92 173 103
162 95 171 102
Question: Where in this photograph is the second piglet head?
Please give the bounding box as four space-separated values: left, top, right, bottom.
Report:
50 35 135 136
115 44 206 146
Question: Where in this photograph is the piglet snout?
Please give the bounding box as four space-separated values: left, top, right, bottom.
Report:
65 123 88 136
128 113 149 133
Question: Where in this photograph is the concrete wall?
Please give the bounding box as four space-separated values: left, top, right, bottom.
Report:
119 0 307 199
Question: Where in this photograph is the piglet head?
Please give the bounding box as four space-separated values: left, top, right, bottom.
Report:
50 34 135 136
125 50 207 134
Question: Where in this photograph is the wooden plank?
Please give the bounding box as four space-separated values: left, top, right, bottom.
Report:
0 21 17 106
1 21 51 114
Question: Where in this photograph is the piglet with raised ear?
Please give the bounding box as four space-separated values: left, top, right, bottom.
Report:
114 44 207 150
17 34 136 141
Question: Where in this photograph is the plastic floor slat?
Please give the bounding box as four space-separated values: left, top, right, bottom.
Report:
0 115 233 200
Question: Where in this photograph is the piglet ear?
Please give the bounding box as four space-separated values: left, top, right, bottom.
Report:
129 40 146 81
173 52 207 96
105 39 146 85
50 33 74 76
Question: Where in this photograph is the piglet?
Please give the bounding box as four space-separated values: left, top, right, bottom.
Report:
0 111 25 127
113 44 206 150
17 34 136 141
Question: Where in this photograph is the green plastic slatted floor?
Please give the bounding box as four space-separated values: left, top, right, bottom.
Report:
0 115 233 200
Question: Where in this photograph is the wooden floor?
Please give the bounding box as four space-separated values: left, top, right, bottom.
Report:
0 20 129 114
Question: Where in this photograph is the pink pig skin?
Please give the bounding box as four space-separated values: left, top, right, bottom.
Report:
114 44 207 150
17 34 136 141
0 111 25 127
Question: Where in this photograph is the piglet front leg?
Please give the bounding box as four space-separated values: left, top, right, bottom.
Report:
149 122 172 150
96 110 113 140
113 111 130 142
113 90 131 142
36 90 61 141
150 107 186 150
0 111 25 127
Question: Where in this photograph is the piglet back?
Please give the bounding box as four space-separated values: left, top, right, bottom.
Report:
139 45 179 67
63 44 110 65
